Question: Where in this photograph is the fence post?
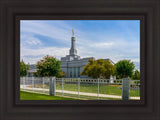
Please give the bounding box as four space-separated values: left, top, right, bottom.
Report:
122 78 130 100
32 77 34 93
54 77 56 95
110 75 114 84
49 77 56 96
23 77 25 90
62 78 64 96
97 78 99 100
42 77 44 94
78 78 80 97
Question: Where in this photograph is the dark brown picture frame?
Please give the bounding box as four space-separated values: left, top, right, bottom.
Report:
0 0 160 120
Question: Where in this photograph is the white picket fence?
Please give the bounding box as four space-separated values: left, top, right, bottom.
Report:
20 77 140 100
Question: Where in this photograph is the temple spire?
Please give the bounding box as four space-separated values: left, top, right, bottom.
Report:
70 29 77 56
72 29 74 36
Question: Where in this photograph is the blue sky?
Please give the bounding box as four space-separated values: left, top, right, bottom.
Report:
20 20 140 70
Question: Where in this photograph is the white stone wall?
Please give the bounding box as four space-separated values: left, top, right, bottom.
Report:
60 57 94 78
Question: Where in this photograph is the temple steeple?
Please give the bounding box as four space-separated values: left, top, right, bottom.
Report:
61 29 80 61
70 29 77 56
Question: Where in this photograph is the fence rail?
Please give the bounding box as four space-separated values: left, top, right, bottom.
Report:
20 77 140 100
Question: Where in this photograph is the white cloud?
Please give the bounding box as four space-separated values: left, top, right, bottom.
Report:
21 46 69 64
90 42 114 48
21 34 42 46
131 58 140 63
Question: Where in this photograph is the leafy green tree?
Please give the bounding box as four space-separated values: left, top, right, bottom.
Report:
81 59 115 79
132 70 140 80
20 60 29 77
115 60 135 78
80 59 94 76
36 55 61 77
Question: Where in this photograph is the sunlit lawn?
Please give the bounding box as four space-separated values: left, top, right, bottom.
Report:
29 82 140 97
20 91 79 100
56 83 140 97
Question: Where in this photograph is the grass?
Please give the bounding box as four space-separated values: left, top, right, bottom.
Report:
56 92 122 100
56 83 140 97
20 91 79 100
28 82 140 98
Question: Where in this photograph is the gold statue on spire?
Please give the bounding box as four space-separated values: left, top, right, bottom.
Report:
72 29 74 36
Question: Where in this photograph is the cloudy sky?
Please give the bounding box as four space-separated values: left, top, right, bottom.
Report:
20 20 140 70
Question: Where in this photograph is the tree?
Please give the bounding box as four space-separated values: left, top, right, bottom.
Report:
103 60 115 79
20 60 29 77
81 59 115 79
132 70 140 80
115 59 135 78
57 71 66 78
36 55 61 77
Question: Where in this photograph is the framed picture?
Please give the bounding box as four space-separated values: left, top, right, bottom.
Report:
19 20 141 101
0 0 159 120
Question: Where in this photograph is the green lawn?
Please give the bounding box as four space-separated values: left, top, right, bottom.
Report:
55 92 122 100
20 91 79 100
56 83 140 97
29 82 140 98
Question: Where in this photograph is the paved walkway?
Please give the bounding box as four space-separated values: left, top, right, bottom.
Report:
20 85 140 100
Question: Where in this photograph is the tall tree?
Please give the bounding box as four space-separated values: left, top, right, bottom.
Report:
115 59 135 78
132 70 140 80
20 60 29 77
81 59 115 79
36 55 61 77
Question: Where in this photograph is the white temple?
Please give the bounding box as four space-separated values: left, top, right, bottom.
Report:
60 29 114 78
